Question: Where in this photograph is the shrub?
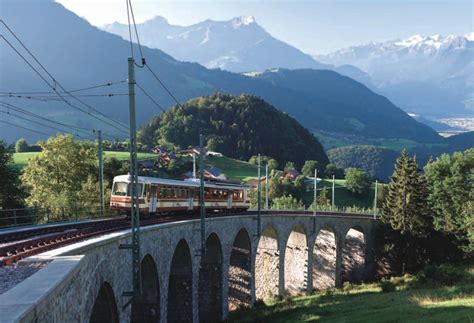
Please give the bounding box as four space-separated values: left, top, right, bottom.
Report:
415 264 465 286
380 279 396 292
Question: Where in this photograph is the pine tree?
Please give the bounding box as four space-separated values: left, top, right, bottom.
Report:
382 150 431 237
318 187 331 206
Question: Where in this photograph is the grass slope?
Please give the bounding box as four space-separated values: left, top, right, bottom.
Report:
205 155 258 182
302 179 377 210
229 261 474 322
12 151 155 169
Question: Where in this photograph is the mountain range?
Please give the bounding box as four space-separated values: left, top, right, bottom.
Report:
317 34 474 118
102 16 372 87
0 0 441 148
104 17 473 120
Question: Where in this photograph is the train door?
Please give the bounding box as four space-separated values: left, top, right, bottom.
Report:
148 185 158 213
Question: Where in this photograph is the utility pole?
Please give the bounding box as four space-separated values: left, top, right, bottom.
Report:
193 151 196 179
313 168 318 233
313 169 318 217
120 57 141 309
373 180 378 219
332 175 335 211
265 163 269 210
257 154 261 236
97 129 104 217
199 134 206 256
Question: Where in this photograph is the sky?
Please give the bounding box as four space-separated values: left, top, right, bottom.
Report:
57 0 473 54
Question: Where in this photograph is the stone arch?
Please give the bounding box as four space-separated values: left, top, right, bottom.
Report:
199 232 223 322
312 225 337 290
342 226 366 283
89 281 119 323
168 239 193 322
131 254 160 322
228 228 252 310
284 224 308 295
255 224 280 300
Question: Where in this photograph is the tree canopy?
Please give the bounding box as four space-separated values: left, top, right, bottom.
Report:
0 141 25 209
21 135 100 209
344 168 371 196
138 93 329 169
424 149 474 252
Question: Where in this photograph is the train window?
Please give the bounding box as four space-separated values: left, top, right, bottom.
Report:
112 182 143 196
112 182 128 196
143 184 148 197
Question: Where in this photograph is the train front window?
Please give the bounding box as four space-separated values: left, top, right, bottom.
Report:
112 182 144 196
112 182 128 196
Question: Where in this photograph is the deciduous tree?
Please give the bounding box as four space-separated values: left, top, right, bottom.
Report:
21 135 100 210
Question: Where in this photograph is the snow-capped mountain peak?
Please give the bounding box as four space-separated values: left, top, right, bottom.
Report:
465 32 474 41
232 16 256 28
392 33 472 51
395 34 424 47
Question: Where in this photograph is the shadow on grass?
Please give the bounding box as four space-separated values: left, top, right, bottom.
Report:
227 280 474 323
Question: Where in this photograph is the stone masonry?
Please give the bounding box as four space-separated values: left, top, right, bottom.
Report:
0 213 376 323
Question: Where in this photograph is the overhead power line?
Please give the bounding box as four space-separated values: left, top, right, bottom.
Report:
0 100 95 135
0 20 129 134
0 119 51 136
135 82 166 113
0 93 129 100
0 80 127 96
0 109 93 140
145 64 184 108
126 0 145 67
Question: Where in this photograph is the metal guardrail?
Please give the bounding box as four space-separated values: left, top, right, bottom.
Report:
0 205 118 229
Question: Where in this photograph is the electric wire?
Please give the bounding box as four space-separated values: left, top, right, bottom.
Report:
0 93 129 99
0 34 129 134
145 64 183 108
0 100 96 135
126 0 145 67
0 119 51 136
0 20 129 133
0 80 127 95
0 109 92 140
135 82 166 113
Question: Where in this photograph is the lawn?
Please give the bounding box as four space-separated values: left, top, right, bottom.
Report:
12 151 155 169
229 261 474 322
302 179 378 210
205 155 258 181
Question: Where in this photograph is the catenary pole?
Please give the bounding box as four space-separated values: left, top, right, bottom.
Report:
120 57 141 309
193 151 196 179
332 175 335 211
373 180 378 219
98 129 104 217
313 168 318 233
199 134 206 256
257 153 261 236
265 163 269 210
314 169 318 216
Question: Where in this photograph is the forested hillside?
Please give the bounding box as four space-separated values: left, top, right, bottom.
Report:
328 145 399 181
139 93 329 168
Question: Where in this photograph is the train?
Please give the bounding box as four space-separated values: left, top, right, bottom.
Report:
110 175 250 215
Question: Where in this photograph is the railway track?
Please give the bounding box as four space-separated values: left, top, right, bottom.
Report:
0 210 374 266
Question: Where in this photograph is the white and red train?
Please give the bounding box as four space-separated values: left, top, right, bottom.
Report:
110 175 250 215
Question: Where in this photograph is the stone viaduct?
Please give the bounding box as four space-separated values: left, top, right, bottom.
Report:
0 213 376 323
